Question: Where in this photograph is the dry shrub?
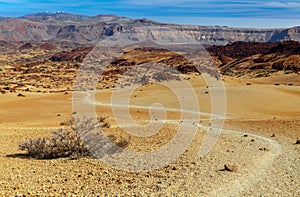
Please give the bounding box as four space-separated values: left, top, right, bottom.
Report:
19 117 126 159
19 127 87 159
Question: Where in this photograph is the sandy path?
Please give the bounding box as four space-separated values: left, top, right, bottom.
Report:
88 96 285 195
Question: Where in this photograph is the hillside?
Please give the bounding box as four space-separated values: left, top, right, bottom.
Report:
207 41 300 77
0 13 299 45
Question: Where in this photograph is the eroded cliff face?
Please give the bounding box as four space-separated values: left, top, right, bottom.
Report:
0 13 299 45
166 25 282 45
285 27 300 42
150 24 300 44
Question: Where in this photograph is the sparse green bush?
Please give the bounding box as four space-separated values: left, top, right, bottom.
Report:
19 117 124 159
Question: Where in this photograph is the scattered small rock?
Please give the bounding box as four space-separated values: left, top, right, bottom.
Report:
14 65 22 72
259 148 270 151
224 164 238 172
295 140 300 145
17 93 25 97
271 134 276 137
151 184 161 192
251 139 255 142
243 134 248 137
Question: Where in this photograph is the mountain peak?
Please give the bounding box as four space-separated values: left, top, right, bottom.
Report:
20 12 92 24
93 14 120 19
21 12 76 18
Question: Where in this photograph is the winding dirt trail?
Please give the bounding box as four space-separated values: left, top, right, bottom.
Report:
90 97 286 195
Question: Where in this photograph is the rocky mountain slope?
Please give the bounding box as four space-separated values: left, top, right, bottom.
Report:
0 13 299 45
208 41 300 77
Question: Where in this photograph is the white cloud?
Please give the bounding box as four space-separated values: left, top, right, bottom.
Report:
120 0 300 19
0 0 21 2
265 1 300 8
124 0 300 9
124 0 200 7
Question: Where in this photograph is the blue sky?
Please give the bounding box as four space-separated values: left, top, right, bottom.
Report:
0 0 300 28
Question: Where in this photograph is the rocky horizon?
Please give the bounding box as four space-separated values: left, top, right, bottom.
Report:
0 12 299 45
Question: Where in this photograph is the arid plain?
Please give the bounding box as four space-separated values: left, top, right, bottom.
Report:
0 17 300 195
0 67 299 196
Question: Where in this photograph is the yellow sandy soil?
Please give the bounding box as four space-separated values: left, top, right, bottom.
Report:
0 73 299 196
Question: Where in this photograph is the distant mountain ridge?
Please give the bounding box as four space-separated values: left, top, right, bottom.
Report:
0 13 299 45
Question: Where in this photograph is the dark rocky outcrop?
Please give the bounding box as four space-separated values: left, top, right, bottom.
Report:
18 43 34 50
207 42 278 59
39 43 56 50
208 41 300 76
49 46 94 62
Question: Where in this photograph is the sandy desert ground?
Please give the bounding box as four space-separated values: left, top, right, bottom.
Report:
0 72 300 196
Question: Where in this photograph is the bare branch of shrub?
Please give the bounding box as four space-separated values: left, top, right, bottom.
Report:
19 117 126 159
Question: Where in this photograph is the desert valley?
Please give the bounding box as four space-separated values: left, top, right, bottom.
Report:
0 13 299 196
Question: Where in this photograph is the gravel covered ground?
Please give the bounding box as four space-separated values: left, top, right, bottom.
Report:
0 120 299 196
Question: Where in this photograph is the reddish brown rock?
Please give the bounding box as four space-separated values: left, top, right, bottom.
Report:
14 65 22 72
40 43 56 51
19 43 34 50
224 164 238 172
50 46 93 62
209 41 300 76
207 42 278 59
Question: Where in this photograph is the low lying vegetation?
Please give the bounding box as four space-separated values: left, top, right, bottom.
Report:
19 117 128 159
